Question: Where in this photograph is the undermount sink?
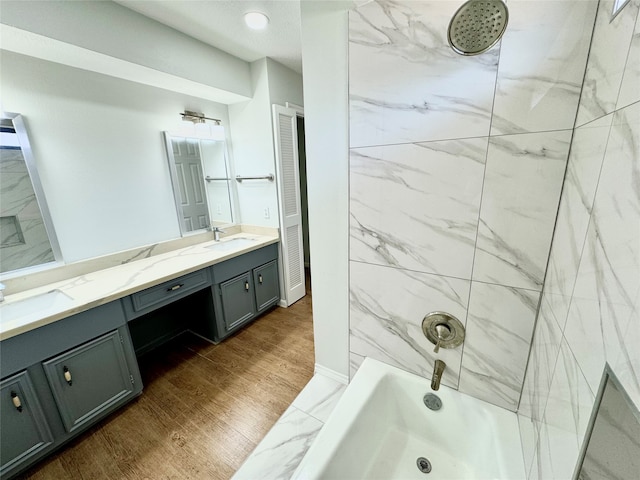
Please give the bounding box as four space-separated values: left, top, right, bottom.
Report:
205 237 258 252
0 289 73 323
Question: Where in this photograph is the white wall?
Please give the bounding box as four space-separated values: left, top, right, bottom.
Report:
228 58 304 228
266 58 305 108
228 59 280 227
300 0 351 380
0 0 251 100
1 51 231 262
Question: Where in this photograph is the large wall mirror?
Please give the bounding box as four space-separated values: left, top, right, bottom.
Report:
163 129 234 235
574 365 640 479
0 112 62 275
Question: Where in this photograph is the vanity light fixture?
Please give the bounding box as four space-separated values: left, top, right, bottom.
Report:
180 110 221 125
244 11 269 30
175 111 224 140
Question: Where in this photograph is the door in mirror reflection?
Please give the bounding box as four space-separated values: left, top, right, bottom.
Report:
164 131 233 235
170 137 209 231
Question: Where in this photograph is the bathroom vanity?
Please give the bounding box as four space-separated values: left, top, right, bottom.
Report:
0 232 280 478
0 302 141 478
124 241 279 354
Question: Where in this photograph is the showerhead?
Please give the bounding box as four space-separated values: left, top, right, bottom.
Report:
447 0 509 56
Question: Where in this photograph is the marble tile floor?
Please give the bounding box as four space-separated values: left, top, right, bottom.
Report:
232 374 347 480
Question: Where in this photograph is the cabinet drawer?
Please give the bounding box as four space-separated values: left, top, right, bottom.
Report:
253 260 279 312
0 371 54 478
212 243 278 284
124 268 210 318
42 331 134 433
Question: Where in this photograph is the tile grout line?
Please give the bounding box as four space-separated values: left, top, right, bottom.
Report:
456 35 503 390
515 0 604 417
612 3 640 110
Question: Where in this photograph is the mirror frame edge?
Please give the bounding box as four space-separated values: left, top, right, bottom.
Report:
162 131 236 237
162 131 190 237
1 111 63 277
571 362 640 479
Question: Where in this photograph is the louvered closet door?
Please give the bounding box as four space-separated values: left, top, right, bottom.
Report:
272 105 305 306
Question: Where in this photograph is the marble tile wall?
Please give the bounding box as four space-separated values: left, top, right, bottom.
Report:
0 148 55 272
518 0 640 478
348 0 598 411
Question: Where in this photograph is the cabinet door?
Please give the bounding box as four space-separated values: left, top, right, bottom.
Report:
253 260 280 312
42 330 134 433
219 272 256 331
0 371 54 478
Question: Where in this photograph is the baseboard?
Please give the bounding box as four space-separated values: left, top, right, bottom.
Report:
278 299 288 308
314 363 349 385
188 329 219 345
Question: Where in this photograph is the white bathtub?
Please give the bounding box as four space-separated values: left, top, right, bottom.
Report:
292 358 525 480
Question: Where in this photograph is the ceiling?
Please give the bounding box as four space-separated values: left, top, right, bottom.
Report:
115 0 304 74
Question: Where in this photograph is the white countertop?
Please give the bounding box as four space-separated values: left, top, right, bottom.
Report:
0 232 279 341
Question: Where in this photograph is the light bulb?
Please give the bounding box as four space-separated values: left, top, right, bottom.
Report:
244 11 269 30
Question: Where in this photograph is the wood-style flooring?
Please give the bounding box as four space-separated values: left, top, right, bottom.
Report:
17 279 314 480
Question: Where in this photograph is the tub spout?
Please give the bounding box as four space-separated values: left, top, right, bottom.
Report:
431 359 446 391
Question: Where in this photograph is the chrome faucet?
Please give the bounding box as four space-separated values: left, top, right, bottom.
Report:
212 226 225 242
431 359 446 391
0 283 5 302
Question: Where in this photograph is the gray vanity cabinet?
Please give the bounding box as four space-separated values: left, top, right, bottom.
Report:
42 330 135 433
0 371 54 478
0 241 279 477
211 243 280 341
0 301 142 479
